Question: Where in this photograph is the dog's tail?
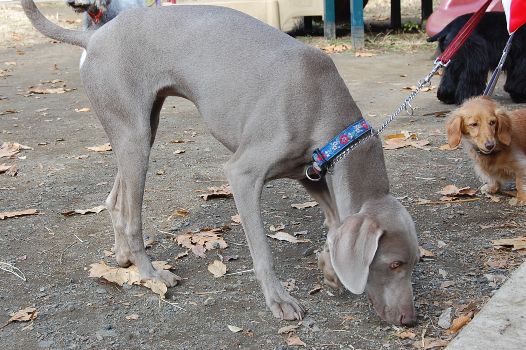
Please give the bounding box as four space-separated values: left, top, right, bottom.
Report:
21 0 92 48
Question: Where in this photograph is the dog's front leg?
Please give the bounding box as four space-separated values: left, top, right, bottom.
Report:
514 173 526 205
225 160 305 320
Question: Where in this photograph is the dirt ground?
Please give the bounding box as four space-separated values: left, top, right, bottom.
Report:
1 2 525 350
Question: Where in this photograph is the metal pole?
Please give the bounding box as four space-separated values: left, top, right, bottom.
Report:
324 0 336 40
351 0 364 50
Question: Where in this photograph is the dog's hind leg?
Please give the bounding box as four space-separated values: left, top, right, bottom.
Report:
224 151 306 320
105 96 166 268
97 96 179 287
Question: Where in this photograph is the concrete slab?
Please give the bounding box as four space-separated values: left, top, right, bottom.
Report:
446 261 526 350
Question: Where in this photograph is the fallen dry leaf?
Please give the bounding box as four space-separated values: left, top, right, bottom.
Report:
5 164 17 176
383 138 431 151
491 236 526 250
413 338 450 349
485 256 510 269
267 231 310 244
278 324 300 334
0 163 15 174
62 205 106 217
0 109 18 116
291 201 318 209
320 43 351 53
174 227 228 258
423 110 450 118
438 184 477 197
89 260 178 298
227 324 243 333
231 214 241 224
286 334 306 347
174 251 189 260
167 208 189 220
199 184 233 200
208 260 227 278
355 51 376 57
86 143 112 152
0 142 33 159
396 330 416 339
0 209 38 220
125 314 139 320
28 87 73 94
419 246 435 259
174 149 185 154
402 85 436 92
269 223 286 232
308 284 322 295
449 313 473 333
4 307 38 327
74 107 90 113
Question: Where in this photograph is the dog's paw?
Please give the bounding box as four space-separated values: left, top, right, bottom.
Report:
139 266 181 287
481 183 499 194
267 292 306 321
156 270 181 287
511 193 526 206
318 245 342 290
264 282 305 321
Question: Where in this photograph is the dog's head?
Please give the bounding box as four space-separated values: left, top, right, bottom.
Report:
66 0 110 14
319 195 419 326
446 96 512 154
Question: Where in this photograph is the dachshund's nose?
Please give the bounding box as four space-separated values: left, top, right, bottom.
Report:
485 141 496 151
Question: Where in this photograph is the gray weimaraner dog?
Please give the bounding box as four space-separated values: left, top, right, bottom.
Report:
21 0 420 325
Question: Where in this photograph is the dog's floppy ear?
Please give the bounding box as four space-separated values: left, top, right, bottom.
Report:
327 214 383 294
446 114 463 148
496 108 512 146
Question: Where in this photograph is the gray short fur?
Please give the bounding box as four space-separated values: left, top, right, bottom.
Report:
21 0 420 325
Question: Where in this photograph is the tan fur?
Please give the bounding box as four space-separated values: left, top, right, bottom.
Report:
446 96 526 203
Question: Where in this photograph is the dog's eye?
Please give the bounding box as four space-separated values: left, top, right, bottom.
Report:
389 261 402 270
489 120 496 126
469 122 478 127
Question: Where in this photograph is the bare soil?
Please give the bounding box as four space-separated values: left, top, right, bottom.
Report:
1 2 525 350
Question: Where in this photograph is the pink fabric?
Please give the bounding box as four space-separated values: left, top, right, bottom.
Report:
426 0 504 36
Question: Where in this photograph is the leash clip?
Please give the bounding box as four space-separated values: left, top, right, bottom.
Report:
305 165 323 181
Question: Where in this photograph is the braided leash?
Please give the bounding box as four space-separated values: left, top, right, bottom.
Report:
305 0 495 181
305 61 443 181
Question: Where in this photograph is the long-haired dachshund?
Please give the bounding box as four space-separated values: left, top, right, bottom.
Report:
446 96 526 203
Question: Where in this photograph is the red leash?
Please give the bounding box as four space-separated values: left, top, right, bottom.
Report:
436 0 494 65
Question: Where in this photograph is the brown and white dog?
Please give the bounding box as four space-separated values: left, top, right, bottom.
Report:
446 96 526 203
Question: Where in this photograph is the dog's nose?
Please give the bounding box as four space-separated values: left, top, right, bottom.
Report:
485 141 496 151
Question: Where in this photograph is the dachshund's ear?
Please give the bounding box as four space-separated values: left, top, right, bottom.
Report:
496 108 512 146
446 114 463 148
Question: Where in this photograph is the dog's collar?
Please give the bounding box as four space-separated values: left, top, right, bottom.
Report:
88 8 104 24
306 118 372 180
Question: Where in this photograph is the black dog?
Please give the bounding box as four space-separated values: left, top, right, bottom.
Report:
428 12 526 105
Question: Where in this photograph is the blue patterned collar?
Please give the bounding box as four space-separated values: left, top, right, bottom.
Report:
310 118 372 176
